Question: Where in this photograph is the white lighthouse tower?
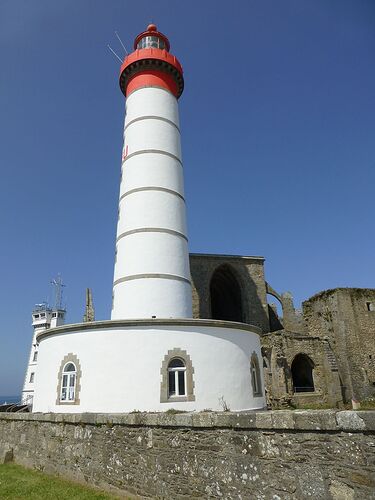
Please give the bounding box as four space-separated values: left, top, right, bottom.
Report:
112 24 191 320
32 25 266 414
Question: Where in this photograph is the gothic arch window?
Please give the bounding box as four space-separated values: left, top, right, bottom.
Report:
210 265 243 322
56 353 82 405
250 352 262 397
160 348 195 403
291 354 315 393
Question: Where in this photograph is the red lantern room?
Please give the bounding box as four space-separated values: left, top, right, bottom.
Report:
119 24 184 99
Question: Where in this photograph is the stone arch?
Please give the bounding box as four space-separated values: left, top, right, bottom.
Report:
210 264 243 322
291 354 315 393
266 283 284 331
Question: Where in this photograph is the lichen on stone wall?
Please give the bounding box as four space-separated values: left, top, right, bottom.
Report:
1 411 375 499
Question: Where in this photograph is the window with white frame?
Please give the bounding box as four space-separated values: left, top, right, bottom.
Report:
29 372 35 383
168 358 186 397
56 353 81 405
33 351 38 362
60 362 77 402
160 348 195 403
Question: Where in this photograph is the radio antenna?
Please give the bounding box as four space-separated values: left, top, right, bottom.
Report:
115 31 128 55
107 44 123 63
51 274 66 310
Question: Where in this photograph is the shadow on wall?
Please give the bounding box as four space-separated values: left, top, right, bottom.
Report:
210 265 243 322
190 256 269 332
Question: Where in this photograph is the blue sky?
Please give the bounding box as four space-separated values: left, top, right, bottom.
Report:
1 0 374 395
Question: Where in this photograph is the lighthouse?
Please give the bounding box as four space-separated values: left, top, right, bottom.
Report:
112 24 191 320
32 24 265 414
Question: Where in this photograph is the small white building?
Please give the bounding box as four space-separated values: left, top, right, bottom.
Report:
31 25 266 413
21 304 65 405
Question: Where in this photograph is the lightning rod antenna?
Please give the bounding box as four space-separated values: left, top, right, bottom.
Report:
107 44 123 63
115 31 128 55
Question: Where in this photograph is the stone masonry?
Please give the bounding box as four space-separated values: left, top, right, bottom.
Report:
1 411 375 499
189 255 375 407
190 254 269 333
303 288 375 401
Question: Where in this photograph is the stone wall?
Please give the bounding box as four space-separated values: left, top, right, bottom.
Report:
1 411 375 499
190 254 269 332
262 332 343 408
303 288 375 401
189 255 375 407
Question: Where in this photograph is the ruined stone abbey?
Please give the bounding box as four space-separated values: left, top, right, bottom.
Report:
190 253 375 408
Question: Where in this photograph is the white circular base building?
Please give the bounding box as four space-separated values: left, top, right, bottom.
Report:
32 319 265 413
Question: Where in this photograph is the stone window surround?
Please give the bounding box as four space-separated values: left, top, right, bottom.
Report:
56 353 82 406
160 348 195 403
250 351 263 397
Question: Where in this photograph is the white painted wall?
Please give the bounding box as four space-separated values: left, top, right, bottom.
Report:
120 154 184 196
22 308 66 405
112 87 192 319
21 309 54 405
112 280 193 319
115 233 190 279
32 323 265 413
117 191 187 236
21 329 39 405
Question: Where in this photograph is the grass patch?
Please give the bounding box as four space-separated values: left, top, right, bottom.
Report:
292 402 334 410
0 463 121 499
165 408 188 414
357 397 375 411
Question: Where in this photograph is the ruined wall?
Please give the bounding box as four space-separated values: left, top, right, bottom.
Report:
280 292 306 333
262 332 343 408
1 411 374 499
303 288 375 401
190 254 269 332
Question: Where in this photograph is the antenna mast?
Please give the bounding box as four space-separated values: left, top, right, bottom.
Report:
107 44 123 63
115 31 128 55
51 275 66 310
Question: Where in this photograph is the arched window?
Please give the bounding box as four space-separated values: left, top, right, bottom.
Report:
60 362 77 402
250 352 262 397
210 265 243 322
291 354 315 393
168 358 186 397
160 348 195 403
56 353 82 405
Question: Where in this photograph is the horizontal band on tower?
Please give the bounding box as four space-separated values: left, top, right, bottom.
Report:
122 149 182 166
127 85 177 100
124 115 180 133
119 186 185 202
113 273 191 286
117 227 188 242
